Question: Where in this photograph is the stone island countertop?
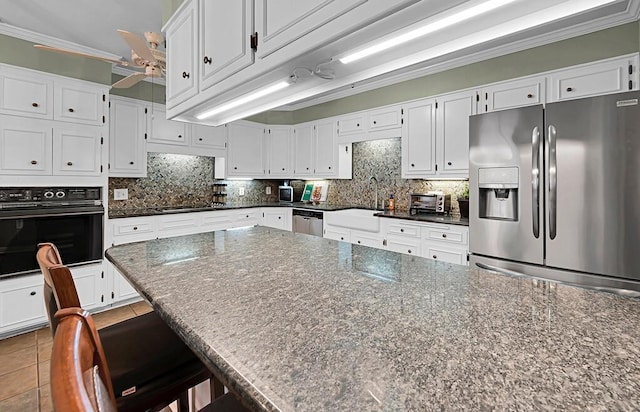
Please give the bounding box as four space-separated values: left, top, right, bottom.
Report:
105 226 639 411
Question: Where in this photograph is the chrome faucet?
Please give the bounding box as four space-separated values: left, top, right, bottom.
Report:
369 175 378 210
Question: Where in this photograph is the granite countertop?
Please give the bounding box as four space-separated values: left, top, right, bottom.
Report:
109 203 469 226
106 227 640 411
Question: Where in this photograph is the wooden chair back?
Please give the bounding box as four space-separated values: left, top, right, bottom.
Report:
36 243 81 335
50 307 117 412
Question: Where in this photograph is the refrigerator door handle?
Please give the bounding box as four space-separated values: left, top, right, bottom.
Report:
531 126 540 238
548 125 558 240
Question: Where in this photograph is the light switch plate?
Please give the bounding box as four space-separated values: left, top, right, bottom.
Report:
239 187 245 196
114 188 128 200
266 186 271 195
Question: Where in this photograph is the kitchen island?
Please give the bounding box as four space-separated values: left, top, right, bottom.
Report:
106 226 640 411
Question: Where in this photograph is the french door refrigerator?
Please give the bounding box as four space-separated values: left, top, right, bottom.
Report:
468 90 640 293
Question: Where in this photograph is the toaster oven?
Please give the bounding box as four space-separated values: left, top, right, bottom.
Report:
409 193 451 215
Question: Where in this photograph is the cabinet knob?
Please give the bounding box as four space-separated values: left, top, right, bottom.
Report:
32 102 39 107
68 108 75 113
133 226 138 230
198 138 203 141
340 237 344 240
129 161 134 165
306 167 309 170
203 56 212 64
373 121 377 125
527 93 534 98
282 168 285 171
328 166 332 170
67 161 73 166
357 240 361 244
182 71 190 79
278 216 281 219
566 87 574 92
447 161 452 166
400 228 404 233
411 163 415 167
30 160 38 165
178 135 182 138
408 249 412 254
30 291 36 296
234 166 238 170
433 255 437 259
442 234 447 238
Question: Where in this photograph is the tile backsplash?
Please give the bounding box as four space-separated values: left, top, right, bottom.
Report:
109 139 467 215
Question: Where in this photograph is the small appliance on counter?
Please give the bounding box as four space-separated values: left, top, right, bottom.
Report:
409 192 451 215
211 183 227 206
279 184 304 203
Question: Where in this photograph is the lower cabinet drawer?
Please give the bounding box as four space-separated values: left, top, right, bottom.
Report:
234 210 260 228
424 245 467 265
113 220 155 236
385 237 420 256
423 226 468 245
157 214 199 236
325 227 350 242
351 232 382 248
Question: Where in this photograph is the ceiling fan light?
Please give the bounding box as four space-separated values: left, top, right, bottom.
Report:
339 0 518 64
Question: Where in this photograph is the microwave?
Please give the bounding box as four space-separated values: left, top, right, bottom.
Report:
409 193 451 215
279 185 299 203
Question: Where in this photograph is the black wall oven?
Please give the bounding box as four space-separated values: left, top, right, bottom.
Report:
0 187 103 279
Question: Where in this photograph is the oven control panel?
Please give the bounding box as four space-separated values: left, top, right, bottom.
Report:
0 187 101 203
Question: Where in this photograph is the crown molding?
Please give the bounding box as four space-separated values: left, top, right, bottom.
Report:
112 66 166 86
277 1 640 111
0 22 124 61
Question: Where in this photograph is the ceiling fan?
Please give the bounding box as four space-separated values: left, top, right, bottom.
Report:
34 30 166 88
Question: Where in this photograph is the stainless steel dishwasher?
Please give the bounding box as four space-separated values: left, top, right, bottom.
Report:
292 209 323 237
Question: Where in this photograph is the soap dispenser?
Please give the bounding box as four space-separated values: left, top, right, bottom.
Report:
388 194 395 211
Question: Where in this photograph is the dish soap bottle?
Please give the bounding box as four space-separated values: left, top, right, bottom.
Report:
388 194 395 211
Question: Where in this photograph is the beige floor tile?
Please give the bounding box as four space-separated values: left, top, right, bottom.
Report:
35 328 53 345
93 305 137 329
0 364 37 401
39 383 52 412
37 341 53 363
0 331 36 356
130 300 154 316
0 388 38 412
38 360 50 387
0 345 37 376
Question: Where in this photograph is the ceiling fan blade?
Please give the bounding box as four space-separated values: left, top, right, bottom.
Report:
117 30 157 63
34 44 129 66
112 72 147 88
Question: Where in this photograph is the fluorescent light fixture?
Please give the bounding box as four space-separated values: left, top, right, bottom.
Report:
339 0 518 64
196 80 291 120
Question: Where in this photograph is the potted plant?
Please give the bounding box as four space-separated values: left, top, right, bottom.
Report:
457 182 469 219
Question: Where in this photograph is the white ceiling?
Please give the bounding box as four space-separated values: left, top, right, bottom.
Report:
0 0 163 60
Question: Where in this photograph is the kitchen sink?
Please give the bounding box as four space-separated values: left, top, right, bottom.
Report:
325 208 380 232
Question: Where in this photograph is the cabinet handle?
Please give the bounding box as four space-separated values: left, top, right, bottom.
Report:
447 161 452 166
203 56 212 64
282 168 285 171
411 163 415 167
278 216 281 219
442 234 447 238
340 237 344 240
527 93 533 98
66 161 73 166
408 249 412 254
129 161 134 165
133 226 138 230
68 108 75 113
30 160 38 165
328 166 332 170
356 123 360 127
234 166 238 170
198 138 203 141
373 121 377 125
178 135 182 138
30 291 36 296
32 102 39 107
566 87 574 92
400 228 404 233
433 255 437 259
357 240 361 244
306 167 309 170
182 72 190 79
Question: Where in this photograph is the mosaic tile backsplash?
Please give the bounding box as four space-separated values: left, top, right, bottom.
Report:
109 140 467 215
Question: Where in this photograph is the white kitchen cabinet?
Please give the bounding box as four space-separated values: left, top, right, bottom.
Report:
313 119 336 177
262 208 292 231
423 245 467 265
71 264 107 311
0 116 52 175
109 264 140 304
480 76 545 113
292 122 314 178
109 96 147 177
435 90 476 177
164 0 198 108
233 208 261 228
0 274 47 336
548 54 639 102
385 237 420 256
54 81 105 125
0 67 53 119
53 123 103 176
200 210 235 231
265 126 292 177
401 98 436 178
368 105 402 132
420 223 469 265
111 217 157 246
324 227 351 243
227 122 265 177
336 113 365 137
351 230 383 248
191 123 227 152
157 213 201 238
199 0 254 91
148 105 188 146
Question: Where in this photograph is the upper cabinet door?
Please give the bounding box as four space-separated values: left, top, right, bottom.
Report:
53 124 102 176
266 126 292 177
54 82 105 125
401 99 435 178
254 0 367 59
313 119 336 176
436 90 476 176
191 123 227 150
480 76 545 113
292 123 313 177
0 69 53 119
109 97 147 177
199 0 254 91
165 0 198 108
148 106 188 146
227 122 265 177
0 116 52 175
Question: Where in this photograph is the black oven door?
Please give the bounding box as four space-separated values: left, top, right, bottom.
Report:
0 206 104 278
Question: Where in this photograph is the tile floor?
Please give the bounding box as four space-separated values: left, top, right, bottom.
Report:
0 301 153 412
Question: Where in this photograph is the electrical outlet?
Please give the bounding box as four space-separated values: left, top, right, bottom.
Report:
113 188 128 200
239 187 245 196
266 186 271 195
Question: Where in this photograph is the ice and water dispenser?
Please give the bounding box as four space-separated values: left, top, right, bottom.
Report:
478 167 519 221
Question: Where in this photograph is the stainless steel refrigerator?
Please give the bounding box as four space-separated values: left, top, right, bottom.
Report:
468 91 640 293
